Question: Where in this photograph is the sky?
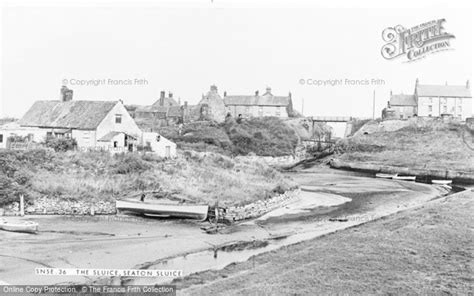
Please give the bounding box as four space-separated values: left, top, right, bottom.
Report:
0 0 473 120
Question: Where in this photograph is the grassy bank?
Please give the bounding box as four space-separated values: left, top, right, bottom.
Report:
178 190 473 295
158 117 299 157
0 149 296 208
336 119 474 172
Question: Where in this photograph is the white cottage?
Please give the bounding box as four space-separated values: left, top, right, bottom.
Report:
2 86 177 156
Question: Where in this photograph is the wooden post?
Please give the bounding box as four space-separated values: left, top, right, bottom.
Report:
214 201 219 233
20 195 25 217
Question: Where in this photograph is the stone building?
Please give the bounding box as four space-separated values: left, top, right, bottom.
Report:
382 79 472 121
223 87 294 118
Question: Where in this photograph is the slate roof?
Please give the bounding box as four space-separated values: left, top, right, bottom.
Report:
151 97 179 108
390 94 417 106
18 100 117 129
416 84 472 98
224 95 291 106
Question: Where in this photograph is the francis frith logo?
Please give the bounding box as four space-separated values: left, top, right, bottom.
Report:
381 19 455 62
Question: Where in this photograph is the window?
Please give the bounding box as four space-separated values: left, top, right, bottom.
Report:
46 131 53 138
428 97 433 103
442 106 447 113
276 106 281 116
113 141 118 148
458 106 462 114
115 114 122 124
400 115 404 119
0 134 3 143
428 105 432 112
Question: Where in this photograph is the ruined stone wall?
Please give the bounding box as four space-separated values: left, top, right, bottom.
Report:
225 189 300 221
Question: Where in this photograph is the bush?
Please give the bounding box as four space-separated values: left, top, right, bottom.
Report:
109 154 152 174
43 137 77 152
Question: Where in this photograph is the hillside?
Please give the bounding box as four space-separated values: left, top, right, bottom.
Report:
159 117 300 157
0 149 296 208
335 118 474 172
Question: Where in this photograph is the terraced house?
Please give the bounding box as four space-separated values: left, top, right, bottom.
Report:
383 79 472 120
223 87 294 118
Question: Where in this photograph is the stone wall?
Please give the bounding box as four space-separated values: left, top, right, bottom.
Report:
1 197 116 216
225 189 300 221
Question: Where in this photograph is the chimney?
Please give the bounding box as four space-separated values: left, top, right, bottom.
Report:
60 85 73 102
266 86 271 93
159 90 165 106
255 90 259 96
169 92 173 98
224 91 227 97
415 78 419 87
288 92 292 98
184 101 188 108
467 80 470 89
390 90 392 97
210 85 218 92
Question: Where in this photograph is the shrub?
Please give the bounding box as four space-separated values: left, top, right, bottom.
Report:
109 153 152 174
43 137 77 152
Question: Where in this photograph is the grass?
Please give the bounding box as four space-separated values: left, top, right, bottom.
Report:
159 117 299 157
177 190 473 295
336 120 474 172
0 149 296 207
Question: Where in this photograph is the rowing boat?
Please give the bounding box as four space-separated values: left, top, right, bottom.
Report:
432 180 452 185
0 219 38 234
116 200 209 221
375 173 397 179
392 175 416 181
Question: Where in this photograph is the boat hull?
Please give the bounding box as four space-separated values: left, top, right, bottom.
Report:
432 180 452 185
0 220 38 234
375 173 397 179
116 200 209 221
393 176 416 181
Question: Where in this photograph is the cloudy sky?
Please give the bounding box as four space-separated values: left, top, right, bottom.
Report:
1 0 472 119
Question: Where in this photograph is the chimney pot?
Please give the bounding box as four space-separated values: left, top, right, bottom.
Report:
255 90 259 96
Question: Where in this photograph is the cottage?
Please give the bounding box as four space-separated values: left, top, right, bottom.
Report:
384 93 417 119
2 86 177 156
195 85 227 123
223 87 294 118
130 91 185 128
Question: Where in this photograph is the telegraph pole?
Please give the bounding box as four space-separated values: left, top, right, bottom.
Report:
372 90 375 120
301 97 304 116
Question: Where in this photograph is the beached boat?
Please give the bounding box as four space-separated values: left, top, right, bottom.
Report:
432 180 452 185
116 200 209 221
375 173 397 179
392 175 416 181
0 219 38 234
